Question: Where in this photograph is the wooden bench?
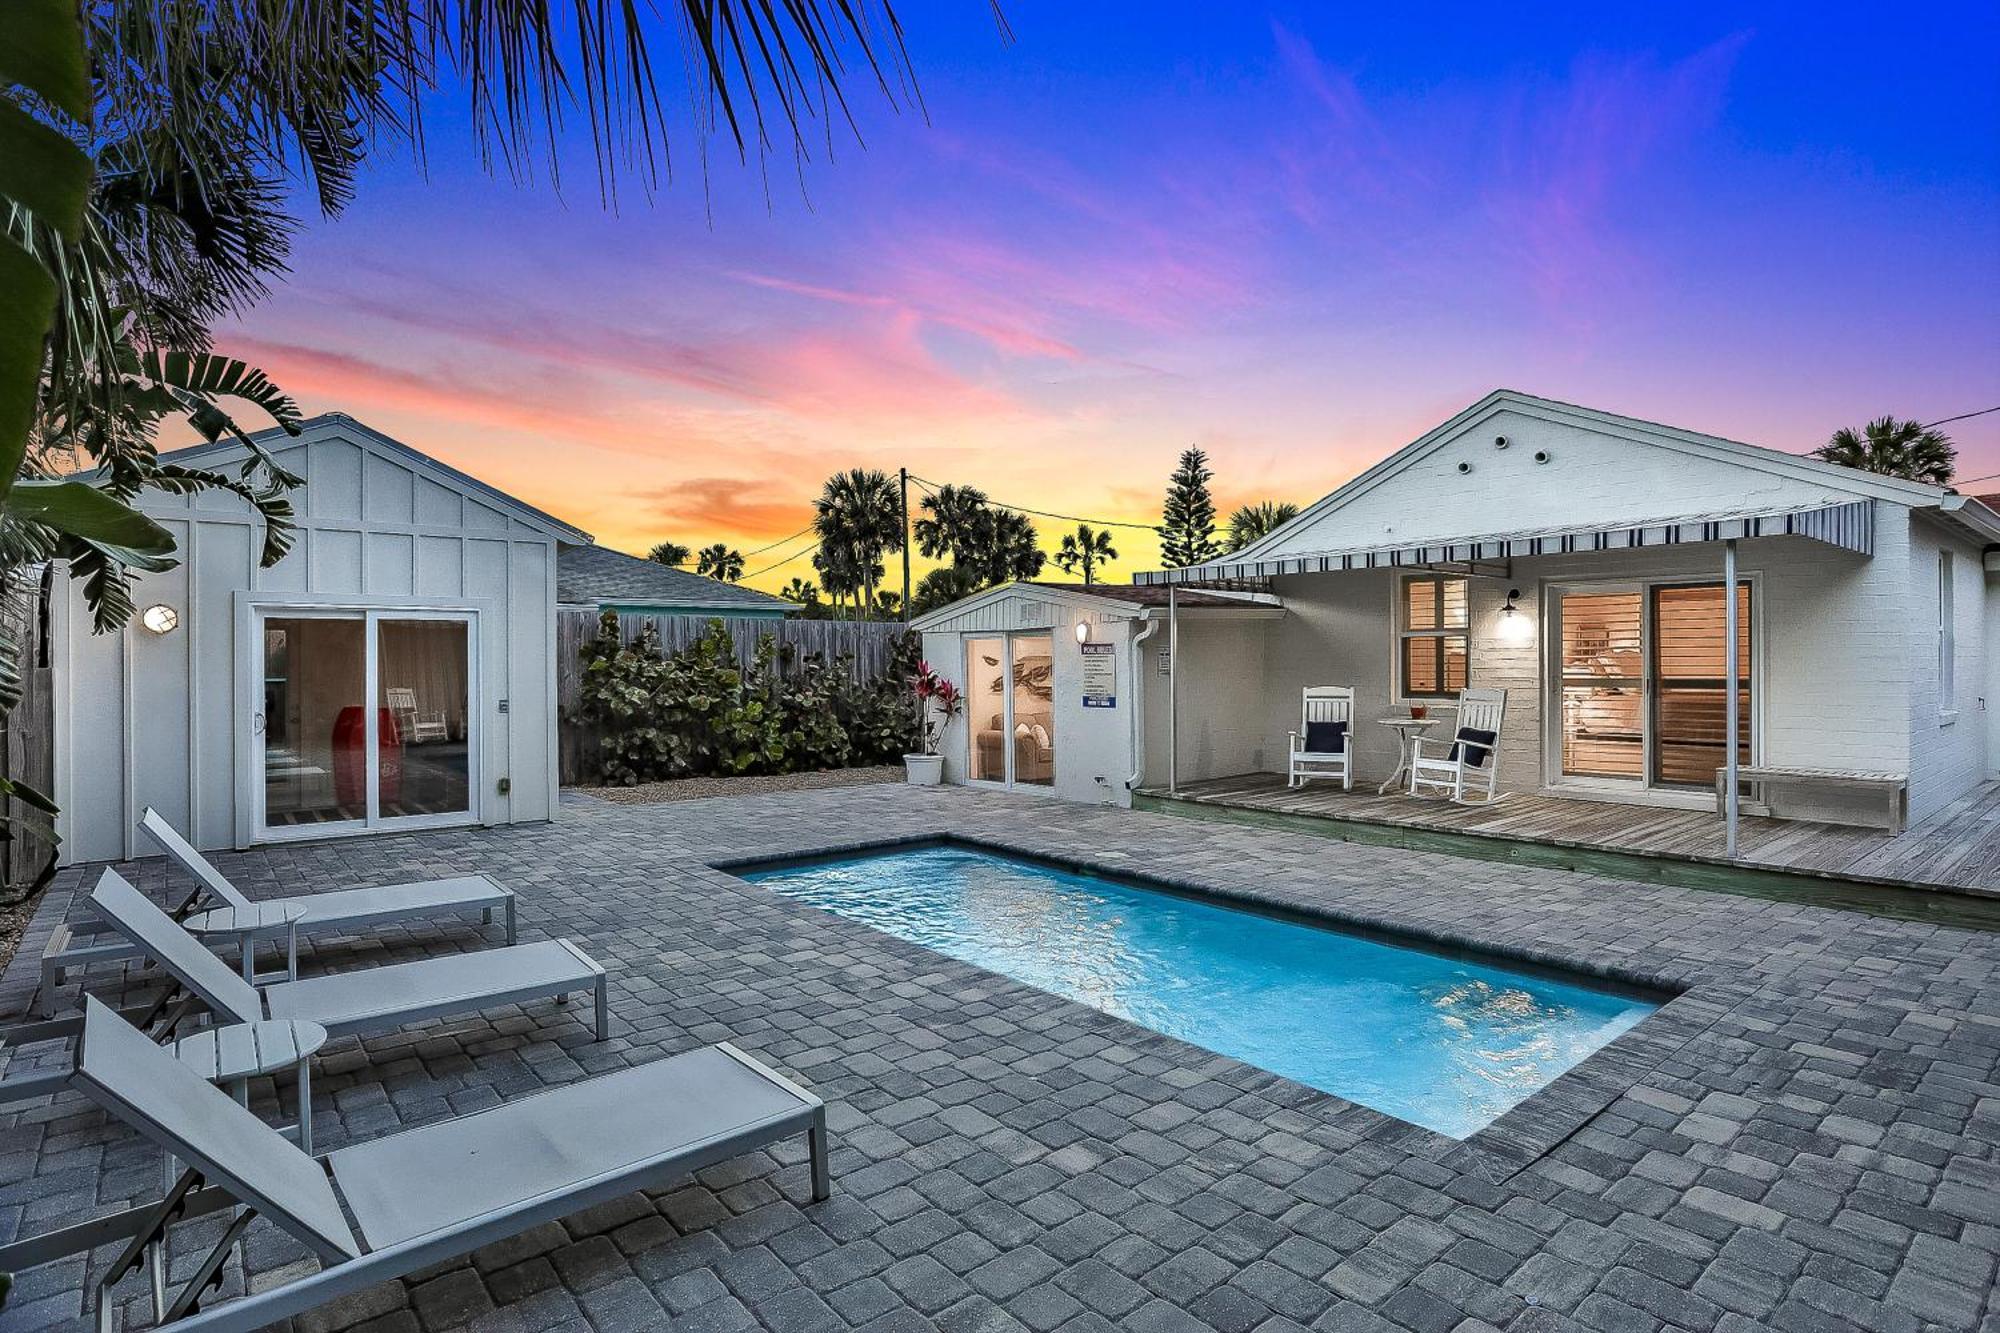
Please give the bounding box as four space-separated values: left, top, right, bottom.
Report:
1715 765 1908 835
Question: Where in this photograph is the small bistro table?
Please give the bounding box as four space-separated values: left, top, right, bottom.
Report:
184 900 307 985
1375 716 1439 795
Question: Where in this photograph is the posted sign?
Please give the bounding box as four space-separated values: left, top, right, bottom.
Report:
1080 642 1117 708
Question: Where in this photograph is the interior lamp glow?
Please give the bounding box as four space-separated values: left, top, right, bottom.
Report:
1074 621 1091 645
140 604 180 635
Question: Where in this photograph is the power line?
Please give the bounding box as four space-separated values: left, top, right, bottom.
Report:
1925 405 2000 430
741 537 821 582
905 473 1162 532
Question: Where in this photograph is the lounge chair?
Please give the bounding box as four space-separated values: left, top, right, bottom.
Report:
37 808 516 1014
86 869 608 1043
1408 686 1507 804
1287 685 1355 790
0 997 827 1332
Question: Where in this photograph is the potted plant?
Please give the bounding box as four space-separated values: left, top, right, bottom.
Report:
905 661 961 786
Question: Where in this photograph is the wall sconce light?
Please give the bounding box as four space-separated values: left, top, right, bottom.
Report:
1074 621 1091 645
140 604 180 635
1497 588 1532 642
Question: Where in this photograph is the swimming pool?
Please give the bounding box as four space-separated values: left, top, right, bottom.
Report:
738 844 1660 1138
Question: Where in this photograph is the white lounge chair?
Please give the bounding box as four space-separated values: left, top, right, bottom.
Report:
87 869 608 1043
37 808 516 1014
0 997 827 1332
1408 686 1506 804
1287 686 1355 790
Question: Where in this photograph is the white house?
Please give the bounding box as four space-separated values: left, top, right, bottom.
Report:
916 391 2000 830
55 413 587 864
911 582 1284 804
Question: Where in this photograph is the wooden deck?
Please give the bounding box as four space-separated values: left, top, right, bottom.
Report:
1136 774 2000 919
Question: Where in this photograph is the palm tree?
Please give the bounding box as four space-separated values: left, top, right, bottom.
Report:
780 577 819 605
978 509 1046 583
695 543 745 582
647 540 691 566
813 544 863 620
813 469 903 619
1226 501 1301 553
914 485 992 562
1811 417 1957 486
1053 524 1117 586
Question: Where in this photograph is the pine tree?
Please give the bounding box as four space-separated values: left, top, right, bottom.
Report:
1159 447 1220 568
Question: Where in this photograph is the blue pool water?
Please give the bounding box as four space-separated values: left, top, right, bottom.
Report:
740 845 1659 1138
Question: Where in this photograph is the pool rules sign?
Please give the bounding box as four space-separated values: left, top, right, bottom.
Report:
1080 642 1117 708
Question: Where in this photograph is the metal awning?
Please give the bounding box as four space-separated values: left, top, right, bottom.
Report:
1137 498 1873 586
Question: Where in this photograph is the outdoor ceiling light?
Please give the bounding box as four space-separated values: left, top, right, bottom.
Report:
1074 621 1091 645
140 604 180 635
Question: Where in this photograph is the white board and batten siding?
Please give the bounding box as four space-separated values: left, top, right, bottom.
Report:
54 415 582 864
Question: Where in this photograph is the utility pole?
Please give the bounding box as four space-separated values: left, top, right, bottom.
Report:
899 466 912 620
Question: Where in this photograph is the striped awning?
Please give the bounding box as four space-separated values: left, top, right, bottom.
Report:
1136 498 1874 587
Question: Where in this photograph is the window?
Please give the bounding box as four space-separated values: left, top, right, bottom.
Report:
1399 575 1469 699
1939 551 1956 715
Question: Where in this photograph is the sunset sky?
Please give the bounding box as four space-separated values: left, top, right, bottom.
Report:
214 3 2000 589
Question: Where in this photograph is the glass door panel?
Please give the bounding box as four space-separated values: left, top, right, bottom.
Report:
967 638 1008 782
1556 591 1644 780
377 619 471 819
1651 584 1752 786
262 615 367 828
1010 635 1055 788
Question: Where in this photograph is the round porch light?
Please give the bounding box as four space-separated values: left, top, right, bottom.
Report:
1074 621 1091 645
140 604 180 635
1497 589 1532 642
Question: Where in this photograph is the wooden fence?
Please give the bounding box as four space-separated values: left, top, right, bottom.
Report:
1 568 55 894
556 610 910 785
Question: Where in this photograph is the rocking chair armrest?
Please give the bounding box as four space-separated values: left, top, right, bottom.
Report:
1287 729 1302 753
1408 736 1440 762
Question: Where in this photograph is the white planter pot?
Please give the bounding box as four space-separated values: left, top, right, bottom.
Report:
903 753 944 786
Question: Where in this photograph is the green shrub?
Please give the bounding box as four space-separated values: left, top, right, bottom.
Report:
575 613 917 783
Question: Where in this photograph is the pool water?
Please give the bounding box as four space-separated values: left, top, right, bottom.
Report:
740 844 1659 1138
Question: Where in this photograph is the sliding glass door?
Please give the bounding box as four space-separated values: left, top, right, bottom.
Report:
965 633 1056 789
1549 581 1752 794
255 607 476 838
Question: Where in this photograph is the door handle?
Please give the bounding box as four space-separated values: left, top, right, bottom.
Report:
252 712 266 735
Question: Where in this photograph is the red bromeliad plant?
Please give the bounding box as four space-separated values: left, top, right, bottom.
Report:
909 661 963 757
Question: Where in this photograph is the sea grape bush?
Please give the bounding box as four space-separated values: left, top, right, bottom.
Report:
575 612 919 784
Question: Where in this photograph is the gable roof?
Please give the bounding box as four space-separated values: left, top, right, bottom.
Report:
558 543 795 613
1139 389 1988 586
908 579 1280 631
158 412 592 544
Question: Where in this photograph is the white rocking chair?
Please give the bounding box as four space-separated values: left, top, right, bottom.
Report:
386 686 450 743
1409 686 1506 804
1287 686 1355 790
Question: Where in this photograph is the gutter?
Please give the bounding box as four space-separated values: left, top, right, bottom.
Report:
1125 617 1160 792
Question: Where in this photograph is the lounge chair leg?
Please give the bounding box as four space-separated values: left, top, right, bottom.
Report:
505 898 517 946
594 979 609 1041
808 1114 831 1202
297 1057 312 1157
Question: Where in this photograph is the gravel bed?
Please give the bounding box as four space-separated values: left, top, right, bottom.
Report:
574 764 904 804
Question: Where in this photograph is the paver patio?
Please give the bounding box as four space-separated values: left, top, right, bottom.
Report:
2 784 1997 1333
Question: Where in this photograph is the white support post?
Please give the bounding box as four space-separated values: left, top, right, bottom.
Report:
1168 584 1179 794
1724 538 1740 859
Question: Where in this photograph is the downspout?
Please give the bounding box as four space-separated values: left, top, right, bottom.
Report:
1168 585 1180 793
1724 537 1740 859
1125 616 1159 792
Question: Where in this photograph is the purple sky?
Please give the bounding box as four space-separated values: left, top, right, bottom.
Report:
214 3 2000 584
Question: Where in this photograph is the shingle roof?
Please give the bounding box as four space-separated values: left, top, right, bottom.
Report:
558 544 795 613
